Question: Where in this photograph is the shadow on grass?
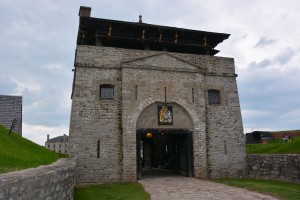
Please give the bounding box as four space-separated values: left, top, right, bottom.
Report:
74 182 150 200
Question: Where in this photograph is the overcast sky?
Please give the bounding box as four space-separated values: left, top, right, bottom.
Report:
0 0 299 145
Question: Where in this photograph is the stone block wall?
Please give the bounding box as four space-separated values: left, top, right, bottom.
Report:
69 45 246 183
120 62 206 181
0 158 76 200
247 154 300 183
205 75 246 178
0 95 22 135
69 66 123 184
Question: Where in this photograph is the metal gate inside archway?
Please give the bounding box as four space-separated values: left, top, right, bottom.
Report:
136 128 194 179
135 102 195 179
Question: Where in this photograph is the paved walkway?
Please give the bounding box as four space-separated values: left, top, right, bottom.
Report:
139 170 279 200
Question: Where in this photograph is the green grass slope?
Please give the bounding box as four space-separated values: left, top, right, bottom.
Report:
269 137 300 154
0 125 67 174
247 137 300 154
215 178 300 200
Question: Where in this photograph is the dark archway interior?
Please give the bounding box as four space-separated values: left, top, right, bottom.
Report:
137 128 194 179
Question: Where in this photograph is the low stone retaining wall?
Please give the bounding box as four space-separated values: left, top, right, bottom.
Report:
0 158 76 200
247 154 300 183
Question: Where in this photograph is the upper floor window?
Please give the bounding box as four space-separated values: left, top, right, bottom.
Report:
208 89 220 104
100 84 114 99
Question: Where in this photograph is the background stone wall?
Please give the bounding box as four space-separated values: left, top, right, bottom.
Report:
247 154 300 183
0 95 22 135
0 158 75 200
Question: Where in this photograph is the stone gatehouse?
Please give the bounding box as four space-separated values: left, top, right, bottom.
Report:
69 6 246 185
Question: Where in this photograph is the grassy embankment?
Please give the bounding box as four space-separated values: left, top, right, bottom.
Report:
215 179 300 200
0 124 149 199
0 124 67 174
247 136 300 154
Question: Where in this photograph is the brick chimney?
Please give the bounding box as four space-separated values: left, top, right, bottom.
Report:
47 134 49 142
79 6 91 17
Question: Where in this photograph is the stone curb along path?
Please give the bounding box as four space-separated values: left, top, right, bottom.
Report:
139 176 279 200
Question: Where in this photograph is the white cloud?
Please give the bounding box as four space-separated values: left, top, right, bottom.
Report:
45 63 65 71
242 109 274 118
23 122 69 146
278 109 300 121
244 127 275 134
60 92 72 110
254 37 277 48
10 77 41 95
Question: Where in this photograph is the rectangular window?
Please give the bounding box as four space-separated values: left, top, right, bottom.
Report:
100 85 114 99
208 90 220 104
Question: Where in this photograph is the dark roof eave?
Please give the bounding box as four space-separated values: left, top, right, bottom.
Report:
82 16 230 38
77 16 230 55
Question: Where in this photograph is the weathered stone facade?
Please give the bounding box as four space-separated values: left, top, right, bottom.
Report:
69 45 246 184
69 7 246 184
247 154 300 183
0 95 22 135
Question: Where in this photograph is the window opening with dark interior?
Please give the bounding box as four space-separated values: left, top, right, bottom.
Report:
100 84 114 99
208 89 220 104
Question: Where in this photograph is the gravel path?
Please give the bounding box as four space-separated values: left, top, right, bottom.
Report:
139 171 279 200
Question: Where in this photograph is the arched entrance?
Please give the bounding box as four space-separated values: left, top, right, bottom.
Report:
136 102 194 179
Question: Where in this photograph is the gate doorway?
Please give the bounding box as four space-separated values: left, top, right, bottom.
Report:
137 129 194 179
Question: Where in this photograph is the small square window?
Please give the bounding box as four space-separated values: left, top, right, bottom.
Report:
100 85 114 99
208 90 220 104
